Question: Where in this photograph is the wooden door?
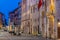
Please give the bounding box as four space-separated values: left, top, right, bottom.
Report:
58 27 60 38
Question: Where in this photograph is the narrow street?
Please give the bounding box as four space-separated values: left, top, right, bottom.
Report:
0 30 54 40
0 0 59 40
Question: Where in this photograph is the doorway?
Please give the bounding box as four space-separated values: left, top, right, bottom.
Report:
57 27 60 38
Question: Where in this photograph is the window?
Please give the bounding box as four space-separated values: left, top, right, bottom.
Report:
33 6 35 13
31 7 32 13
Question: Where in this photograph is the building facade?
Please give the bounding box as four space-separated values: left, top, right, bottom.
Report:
55 0 60 38
39 0 57 39
0 13 4 29
9 12 15 31
29 0 39 35
21 0 39 35
21 0 30 34
21 0 58 39
9 2 22 34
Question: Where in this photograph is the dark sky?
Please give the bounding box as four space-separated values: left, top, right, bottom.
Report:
0 0 22 25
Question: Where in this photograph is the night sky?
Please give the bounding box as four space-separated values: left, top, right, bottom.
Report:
0 0 22 25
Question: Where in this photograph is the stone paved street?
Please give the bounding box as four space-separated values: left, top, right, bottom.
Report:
0 30 56 40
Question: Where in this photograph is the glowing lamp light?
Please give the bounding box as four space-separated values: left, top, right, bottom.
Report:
58 22 60 27
58 22 60 25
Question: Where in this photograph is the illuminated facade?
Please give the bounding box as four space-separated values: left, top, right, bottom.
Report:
40 0 57 39
21 0 58 38
21 0 39 35
29 0 39 35
21 0 30 34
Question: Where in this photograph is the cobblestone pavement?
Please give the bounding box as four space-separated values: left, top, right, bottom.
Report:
0 30 56 40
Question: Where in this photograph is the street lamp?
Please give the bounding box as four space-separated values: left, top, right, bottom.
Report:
58 22 60 27
58 22 60 25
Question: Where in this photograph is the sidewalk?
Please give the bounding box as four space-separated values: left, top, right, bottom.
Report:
20 33 54 40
